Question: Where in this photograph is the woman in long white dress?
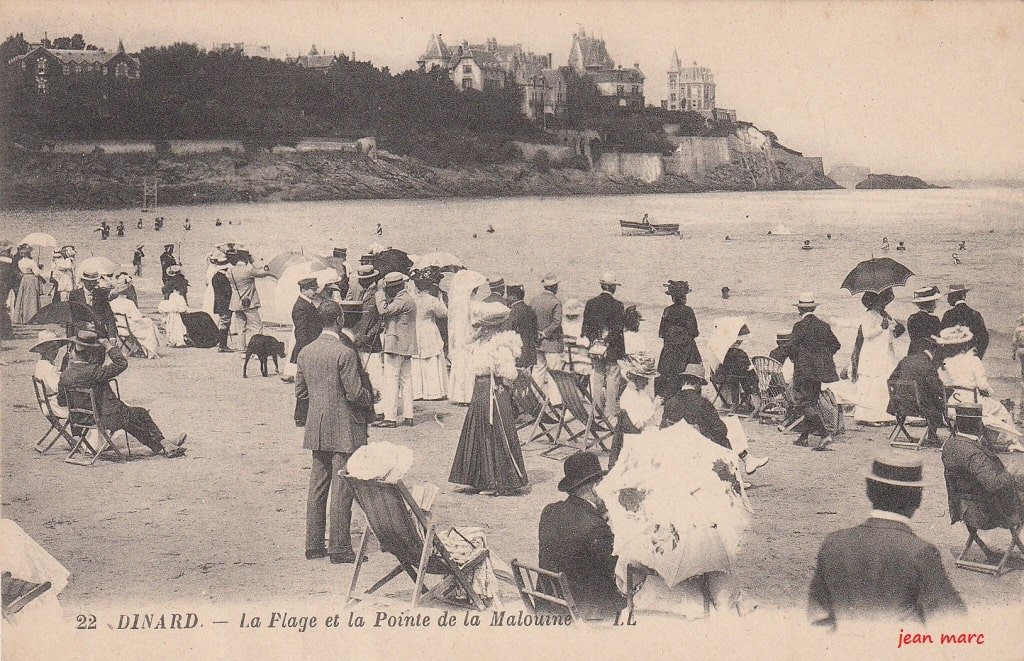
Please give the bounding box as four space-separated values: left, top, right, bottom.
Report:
446 269 489 404
50 246 76 302
13 247 44 324
110 290 161 358
411 275 449 400
937 325 1023 451
158 281 189 347
851 289 901 424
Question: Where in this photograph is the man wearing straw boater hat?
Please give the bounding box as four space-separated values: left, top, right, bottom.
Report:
776 292 842 450
808 452 964 628
941 284 989 359
530 273 564 407
374 271 417 428
483 276 507 305
353 264 385 422
538 451 626 621
907 285 943 356
58 329 187 458
582 272 627 421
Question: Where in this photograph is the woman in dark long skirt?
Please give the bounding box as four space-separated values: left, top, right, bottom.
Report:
449 302 528 495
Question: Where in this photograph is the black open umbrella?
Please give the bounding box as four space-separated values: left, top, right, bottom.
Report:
841 258 913 295
373 248 412 276
28 299 111 337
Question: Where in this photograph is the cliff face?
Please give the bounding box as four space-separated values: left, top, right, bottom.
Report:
0 146 833 211
855 174 943 190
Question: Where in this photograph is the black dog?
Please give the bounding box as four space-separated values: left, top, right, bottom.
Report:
243 334 286 378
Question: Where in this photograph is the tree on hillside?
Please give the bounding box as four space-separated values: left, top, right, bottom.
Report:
561 67 601 128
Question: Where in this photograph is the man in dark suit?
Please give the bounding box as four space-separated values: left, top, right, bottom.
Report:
660 363 768 475
295 301 374 564
539 451 625 621
941 285 988 358
582 272 626 420
776 293 841 450
353 265 384 421
283 278 322 383
942 409 1024 532
887 341 946 443
210 253 233 352
59 330 186 458
906 286 943 355
656 280 700 397
159 244 176 288
808 453 965 628
68 270 117 339
502 282 538 369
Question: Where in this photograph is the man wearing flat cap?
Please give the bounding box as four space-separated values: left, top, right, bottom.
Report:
582 272 627 421
283 277 323 383
530 273 565 405
539 451 626 621
941 285 988 359
808 453 964 628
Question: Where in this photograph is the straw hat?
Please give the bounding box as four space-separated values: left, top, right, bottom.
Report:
911 285 941 304
356 265 379 280
793 292 819 308
71 329 102 348
298 277 319 290
563 298 584 317
933 325 973 345
80 270 99 281
541 273 560 287
599 271 620 286
865 452 925 488
166 264 182 276
487 276 505 290
29 329 69 354
382 272 408 287
775 332 791 343
620 352 660 379
947 284 970 295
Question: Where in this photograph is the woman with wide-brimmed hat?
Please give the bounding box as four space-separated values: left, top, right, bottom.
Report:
448 301 529 495
936 326 1022 450
410 269 449 401
656 280 701 398
609 352 663 468
850 288 903 425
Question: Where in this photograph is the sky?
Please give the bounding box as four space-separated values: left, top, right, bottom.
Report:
4 0 1024 180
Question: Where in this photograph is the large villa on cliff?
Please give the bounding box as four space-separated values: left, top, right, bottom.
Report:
7 40 140 94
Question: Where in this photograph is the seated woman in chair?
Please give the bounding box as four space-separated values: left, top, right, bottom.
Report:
710 323 758 413
936 326 1022 452
30 330 69 418
942 406 1024 532
609 353 663 468
110 290 160 359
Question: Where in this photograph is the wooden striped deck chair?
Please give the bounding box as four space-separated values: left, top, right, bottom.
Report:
342 474 490 610
510 559 582 622
887 380 934 450
534 370 613 459
31 376 76 454
63 380 130 466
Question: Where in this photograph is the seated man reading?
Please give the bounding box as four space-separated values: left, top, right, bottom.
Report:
942 406 1024 532
661 364 768 476
58 330 187 458
538 452 625 621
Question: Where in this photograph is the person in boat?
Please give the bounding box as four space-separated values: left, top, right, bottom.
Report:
882 237 890 251
721 286 730 300
641 214 650 226
896 241 906 251
802 240 812 251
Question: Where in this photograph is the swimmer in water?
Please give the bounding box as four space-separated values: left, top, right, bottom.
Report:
958 240 966 250
725 235 731 241
721 286 730 300
882 237 890 251
896 241 906 251
486 224 495 234
952 252 961 265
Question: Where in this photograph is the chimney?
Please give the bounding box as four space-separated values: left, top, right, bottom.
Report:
548 53 553 68
351 51 355 60
633 62 639 69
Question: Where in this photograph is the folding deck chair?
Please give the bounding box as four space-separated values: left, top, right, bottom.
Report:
749 356 789 423
887 380 942 450
31 376 76 454
531 370 614 460
63 380 131 466
342 474 490 610
510 368 547 433
113 312 147 358
510 559 583 621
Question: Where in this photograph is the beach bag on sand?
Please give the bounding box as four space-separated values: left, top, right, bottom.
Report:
181 312 219 348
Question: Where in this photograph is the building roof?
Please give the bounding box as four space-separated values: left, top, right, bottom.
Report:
589 67 644 84
419 34 450 63
10 45 137 67
571 29 614 70
451 48 504 71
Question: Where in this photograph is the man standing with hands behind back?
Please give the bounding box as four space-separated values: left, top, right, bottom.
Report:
296 302 374 564
374 272 417 428
582 272 626 421
530 273 564 407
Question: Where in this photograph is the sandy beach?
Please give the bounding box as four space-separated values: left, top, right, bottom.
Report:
2 188 1023 620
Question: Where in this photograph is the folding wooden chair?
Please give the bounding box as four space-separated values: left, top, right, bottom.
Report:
31 376 76 454
954 520 1024 577
342 474 490 610
888 380 931 450
113 312 147 358
529 370 614 459
945 386 979 440
510 368 546 432
510 559 583 621
749 356 789 423
63 380 131 466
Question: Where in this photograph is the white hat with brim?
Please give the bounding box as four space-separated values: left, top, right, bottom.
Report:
541 274 560 287
599 272 620 286
865 453 926 488
29 330 69 353
933 325 973 345
793 292 818 308
911 286 942 303
382 272 408 286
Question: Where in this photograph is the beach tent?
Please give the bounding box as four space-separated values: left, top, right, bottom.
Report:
705 316 750 373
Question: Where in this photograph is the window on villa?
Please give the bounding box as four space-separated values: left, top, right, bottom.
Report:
463 64 472 74
63 63 70 75
116 62 128 77
37 79 47 93
669 75 676 85
462 78 473 90
617 85 624 97
37 59 46 73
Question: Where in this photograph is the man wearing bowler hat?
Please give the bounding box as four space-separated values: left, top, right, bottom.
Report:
808 453 964 628
907 286 943 356
374 271 417 427
582 272 627 421
941 285 988 359
539 451 626 621
58 330 187 458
